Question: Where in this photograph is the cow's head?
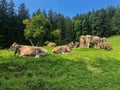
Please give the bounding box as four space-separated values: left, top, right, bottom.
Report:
101 37 106 43
44 41 49 45
8 42 19 51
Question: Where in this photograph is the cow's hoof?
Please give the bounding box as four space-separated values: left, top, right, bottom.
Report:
35 55 39 58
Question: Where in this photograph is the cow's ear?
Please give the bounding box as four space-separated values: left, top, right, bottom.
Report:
14 42 18 45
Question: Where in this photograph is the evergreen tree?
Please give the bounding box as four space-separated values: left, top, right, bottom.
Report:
17 3 29 44
36 8 41 15
7 0 17 43
111 7 120 35
0 0 9 47
42 9 47 18
64 16 74 42
73 20 82 41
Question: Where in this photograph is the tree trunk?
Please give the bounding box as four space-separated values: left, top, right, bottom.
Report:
29 39 34 46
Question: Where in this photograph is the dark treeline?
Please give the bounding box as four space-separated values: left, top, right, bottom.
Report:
0 0 120 48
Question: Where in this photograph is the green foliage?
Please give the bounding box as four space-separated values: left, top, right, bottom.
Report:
0 35 5 49
73 20 81 40
50 29 61 42
111 8 120 35
23 14 52 46
0 36 120 90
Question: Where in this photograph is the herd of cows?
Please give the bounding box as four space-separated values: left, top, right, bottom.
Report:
8 35 113 58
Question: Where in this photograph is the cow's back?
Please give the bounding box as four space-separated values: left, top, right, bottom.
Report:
19 46 36 56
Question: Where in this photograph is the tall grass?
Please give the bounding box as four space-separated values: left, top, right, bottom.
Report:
0 36 120 90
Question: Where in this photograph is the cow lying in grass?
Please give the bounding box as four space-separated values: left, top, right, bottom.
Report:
44 41 56 47
8 42 48 58
52 43 73 54
100 42 113 51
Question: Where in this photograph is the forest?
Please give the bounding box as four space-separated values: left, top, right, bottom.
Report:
0 0 120 48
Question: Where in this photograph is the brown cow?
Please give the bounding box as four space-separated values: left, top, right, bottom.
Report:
44 41 56 47
79 35 93 48
79 35 87 48
8 42 48 58
52 44 72 54
90 36 103 48
79 35 106 48
85 35 93 48
73 42 79 48
100 42 113 51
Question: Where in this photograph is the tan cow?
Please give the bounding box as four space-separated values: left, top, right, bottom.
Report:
52 44 72 54
79 35 87 48
44 41 56 47
100 42 113 51
85 35 93 48
79 35 93 48
8 42 48 58
79 35 106 48
90 36 103 48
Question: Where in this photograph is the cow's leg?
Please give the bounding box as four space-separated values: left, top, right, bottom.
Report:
35 49 43 58
97 43 100 48
19 54 25 57
14 48 20 56
86 42 90 48
35 55 40 58
80 43 83 48
35 49 40 58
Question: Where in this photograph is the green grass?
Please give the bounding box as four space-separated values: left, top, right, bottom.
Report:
0 36 120 90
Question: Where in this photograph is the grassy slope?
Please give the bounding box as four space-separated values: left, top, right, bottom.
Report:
0 36 120 90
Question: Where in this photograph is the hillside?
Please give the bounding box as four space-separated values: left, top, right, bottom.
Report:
0 36 120 90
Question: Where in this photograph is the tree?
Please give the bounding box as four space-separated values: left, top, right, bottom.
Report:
23 14 52 46
73 20 82 41
48 9 58 30
17 3 29 44
42 9 47 18
56 13 66 42
0 0 9 47
35 8 41 15
7 0 17 42
64 16 74 42
50 29 61 44
111 7 120 35
8 0 16 17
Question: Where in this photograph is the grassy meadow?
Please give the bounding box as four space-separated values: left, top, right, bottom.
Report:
0 36 120 90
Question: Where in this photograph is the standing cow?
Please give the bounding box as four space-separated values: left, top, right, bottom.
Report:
90 36 103 48
79 35 87 48
8 42 48 58
79 35 106 48
79 35 92 48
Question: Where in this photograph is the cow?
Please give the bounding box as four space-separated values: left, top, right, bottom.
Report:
90 36 103 48
79 35 87 48
52 44 72 54
85 35 93 48
73 41 79 48
79 35 106 48
44 41 56 47
100 42 113 51
8 42 48 58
